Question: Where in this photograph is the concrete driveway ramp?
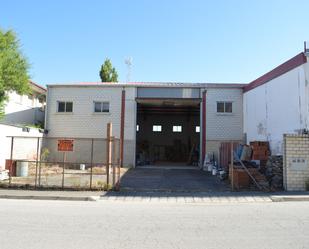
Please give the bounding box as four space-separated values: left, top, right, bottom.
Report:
120 168 230 192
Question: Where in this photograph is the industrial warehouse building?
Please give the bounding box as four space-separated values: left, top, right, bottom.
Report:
45 83 244 167
45 50 309 171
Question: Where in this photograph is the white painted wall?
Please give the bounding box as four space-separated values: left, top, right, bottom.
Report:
0 124 43 170
243 62 309 155
2 91 45 125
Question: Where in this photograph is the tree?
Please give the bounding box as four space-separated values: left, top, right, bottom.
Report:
0 29 30 117
99 58 118 82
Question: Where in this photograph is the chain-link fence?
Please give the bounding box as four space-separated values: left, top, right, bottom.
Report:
3 136 121 190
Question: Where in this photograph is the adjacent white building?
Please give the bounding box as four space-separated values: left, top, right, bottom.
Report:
2 81 46 126
0 81 46 170
243 52 309 155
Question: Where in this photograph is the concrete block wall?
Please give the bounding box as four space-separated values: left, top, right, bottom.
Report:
46 85 244 167
45 86 136 167
284 134 309 191
205 88 243 141
203 88 243 162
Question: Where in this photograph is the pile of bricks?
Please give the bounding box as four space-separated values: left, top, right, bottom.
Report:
250 141 270 161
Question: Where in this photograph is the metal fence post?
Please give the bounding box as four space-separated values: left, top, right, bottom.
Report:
62 152 66 189
38 141 42 186
119 89 125 168
106 123 112 187
90 138 94 190
9 137 14 185
112 137 116 187
231 142 234 191
35 137 40 188
116 139 121 191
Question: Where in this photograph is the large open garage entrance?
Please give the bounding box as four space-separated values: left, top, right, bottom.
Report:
136 98 200 167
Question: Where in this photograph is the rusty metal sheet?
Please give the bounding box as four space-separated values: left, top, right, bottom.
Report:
57 139 74 152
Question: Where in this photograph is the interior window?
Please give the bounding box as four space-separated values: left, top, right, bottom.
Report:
172 126 182 132
153 125 162 132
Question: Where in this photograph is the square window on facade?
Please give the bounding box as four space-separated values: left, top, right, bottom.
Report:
217 102 232 113
58 101 73 113
172 126 182 132
195 126 200 133
94 101 110 113
153 125 162 132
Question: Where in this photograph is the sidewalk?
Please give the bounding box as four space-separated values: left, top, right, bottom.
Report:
101 191 309 203
0 189 309 203
0 189 101 201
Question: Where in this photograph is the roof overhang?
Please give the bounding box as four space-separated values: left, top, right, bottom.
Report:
243 52 307 93
47 82 246 89
30 81 46 94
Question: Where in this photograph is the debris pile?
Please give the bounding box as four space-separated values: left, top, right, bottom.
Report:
265 156 283 190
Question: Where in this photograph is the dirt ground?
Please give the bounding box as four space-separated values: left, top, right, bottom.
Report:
4 163 128 190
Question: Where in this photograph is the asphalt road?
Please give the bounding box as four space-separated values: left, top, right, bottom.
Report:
0 199 309 249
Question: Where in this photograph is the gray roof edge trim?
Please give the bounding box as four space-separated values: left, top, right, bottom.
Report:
47 83 247 89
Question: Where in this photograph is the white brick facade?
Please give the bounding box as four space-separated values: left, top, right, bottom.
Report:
205 88 243 141
45 85 136 166
46 83 244 167
283 134 309 191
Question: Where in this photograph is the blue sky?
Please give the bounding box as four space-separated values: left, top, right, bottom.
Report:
2 0 309 85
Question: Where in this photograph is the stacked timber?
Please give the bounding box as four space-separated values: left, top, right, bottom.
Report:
265 156 283 190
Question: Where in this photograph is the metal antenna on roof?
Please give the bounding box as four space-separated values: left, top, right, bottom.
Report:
125 57 132 83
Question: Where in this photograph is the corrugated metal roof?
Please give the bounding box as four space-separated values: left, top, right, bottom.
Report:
47 82 247 89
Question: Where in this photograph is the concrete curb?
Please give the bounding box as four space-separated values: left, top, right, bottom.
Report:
270 196 309 202
1 192 309 203
0 195 99 201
